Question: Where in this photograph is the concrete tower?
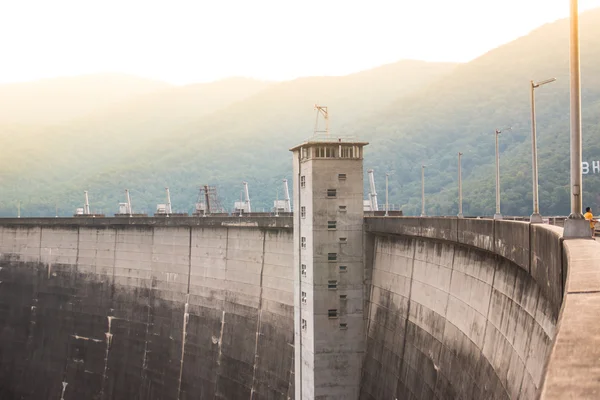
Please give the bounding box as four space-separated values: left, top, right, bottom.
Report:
290 138 368 399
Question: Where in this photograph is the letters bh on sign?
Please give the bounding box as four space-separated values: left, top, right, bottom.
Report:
583 161 600 174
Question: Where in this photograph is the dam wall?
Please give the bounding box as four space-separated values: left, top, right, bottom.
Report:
360 217 564 400
0 217 294 400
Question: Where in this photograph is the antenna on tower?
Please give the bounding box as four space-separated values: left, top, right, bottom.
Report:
314 105 329 136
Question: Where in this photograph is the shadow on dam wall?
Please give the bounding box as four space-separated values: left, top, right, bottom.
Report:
360 217 564 400
0 218 295 399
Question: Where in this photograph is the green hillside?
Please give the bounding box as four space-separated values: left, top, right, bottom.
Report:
0 60 456 216
3 8 600 218
357 7 600 216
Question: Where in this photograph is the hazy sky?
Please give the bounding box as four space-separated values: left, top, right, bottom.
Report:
2 0 600 85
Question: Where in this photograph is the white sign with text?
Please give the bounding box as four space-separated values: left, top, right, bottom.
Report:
583 162 600 174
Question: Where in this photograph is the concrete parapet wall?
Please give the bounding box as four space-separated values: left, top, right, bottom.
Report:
0 222 294 399
362 217 565 400
541 238 600 399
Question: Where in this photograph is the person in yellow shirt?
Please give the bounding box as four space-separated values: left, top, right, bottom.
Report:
584 207 598 237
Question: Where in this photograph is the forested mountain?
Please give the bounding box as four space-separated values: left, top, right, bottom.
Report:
0 60 456 216
355 7 600 216
2 8 600 217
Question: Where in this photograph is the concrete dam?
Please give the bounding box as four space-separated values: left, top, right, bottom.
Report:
0 215 589 400
0 137 598 399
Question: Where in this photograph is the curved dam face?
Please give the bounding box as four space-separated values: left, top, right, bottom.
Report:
0 216 572 399
360 218 564 400
0 218 294 400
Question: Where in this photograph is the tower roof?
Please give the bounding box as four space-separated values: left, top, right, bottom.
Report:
289 135 369 152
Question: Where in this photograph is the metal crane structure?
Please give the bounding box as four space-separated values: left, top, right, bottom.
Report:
118 189 133 216
273 179 292 214
368 169 379 211
194 185 226 216
234 182 252 214
314 104 329 136
84 191 91 215
283 179 291 212
156 187 173 215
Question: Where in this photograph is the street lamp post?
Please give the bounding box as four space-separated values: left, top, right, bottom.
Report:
385 173 389 217
421 165 426 217
564 0 590 238
493 127 512 220
458 152 464 218
530 78 556 223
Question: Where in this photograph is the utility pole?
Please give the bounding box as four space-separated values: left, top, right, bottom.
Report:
494 128 511 220
385 173 389 217
421 165 426 217
125 189 132 217
17 201 20 218
564 0 590 238
275 186 279 217
458 152 464 218
165 187 172 216
84 191 90 215
530 78 556 223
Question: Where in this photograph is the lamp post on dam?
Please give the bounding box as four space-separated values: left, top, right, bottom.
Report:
458 152 463 218
421 164 427 217
564 0 590 238
494 127 511 220
530 77 556 223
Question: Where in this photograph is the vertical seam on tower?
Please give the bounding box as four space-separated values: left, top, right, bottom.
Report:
250 230 267 399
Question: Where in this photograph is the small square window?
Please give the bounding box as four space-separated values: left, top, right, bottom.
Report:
339 323 348 330
328 280 338 290
301 237 306 249
339 265 347 272
328 253 337 262
328 220 337 230
339 237 347 243
328 309 338 319
301 206 306 219
339 294 347 300
327 189 337 198
301 291 307 304
338 173 347 181
301 264 307 277
338 205 347 212
301 176 306 188
301 318 307 330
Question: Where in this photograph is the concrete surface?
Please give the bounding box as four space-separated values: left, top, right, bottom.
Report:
0 215 595 400
540 238 600 399
0 221 294 399
362 217 565 400
292 140 366 400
